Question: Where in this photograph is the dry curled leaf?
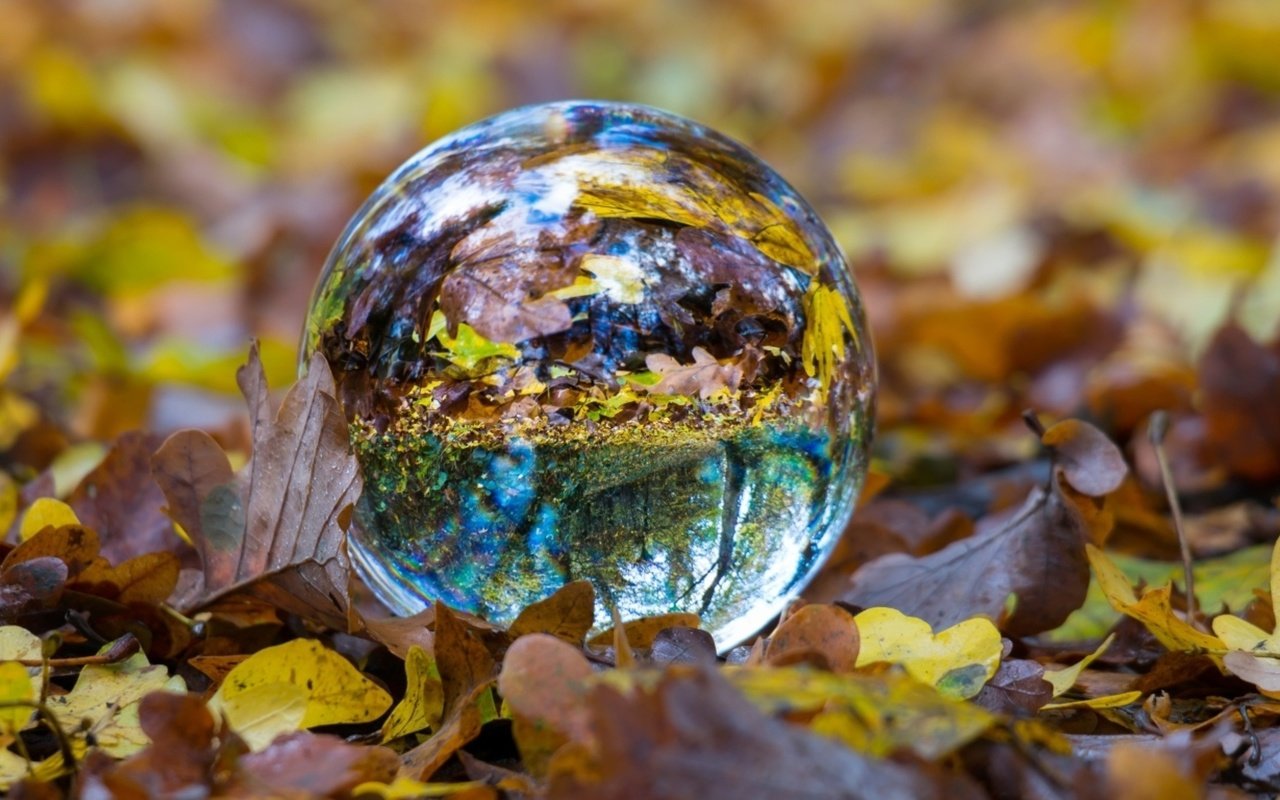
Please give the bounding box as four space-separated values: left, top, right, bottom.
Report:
152 343 361 630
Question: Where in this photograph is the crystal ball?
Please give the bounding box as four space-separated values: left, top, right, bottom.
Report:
302 101 875 647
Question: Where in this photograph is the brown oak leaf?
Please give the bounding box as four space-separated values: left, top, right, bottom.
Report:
151 343 361 631
843 418 1126 637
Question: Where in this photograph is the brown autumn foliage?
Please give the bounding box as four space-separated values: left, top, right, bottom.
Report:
5 1 1280 798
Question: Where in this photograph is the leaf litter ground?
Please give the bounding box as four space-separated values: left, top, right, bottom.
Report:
3 341 1280 798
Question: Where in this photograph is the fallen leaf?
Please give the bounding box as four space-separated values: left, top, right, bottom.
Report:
380 645 443 743
0 626 42 664
733 667 996 760
3 524 102 578
208 638 391 750
972 659 1053 716
587 613 700 649
499 633 594 742
17 498 79 542
1198 323 1280 481
508 580 595 645
355 777 489 799
362 607 436 660
1040 419 1130 497
845 419 1125 637
648 627 718 666
853 607 1002 699
67 432 185 563
1043 634 1117 697
399 604 497 781
645 347 743 400
547 665 983 799
44 649 183 758
1107 744 1202 800
152 343 361 630
0 557 66 622
1086 544 1224 655
85 692 222 799
439 261 574 344
1042 691 1143 711
0 662 34 735
765 603 860 672
231 731 400 797
1211 531 1280 692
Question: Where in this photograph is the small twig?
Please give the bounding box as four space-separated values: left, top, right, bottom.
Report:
64 610 108 645
1022 409 1047 438
1149 411 1198 626
1239 705 1262 767
13 633 140 668
0 699 78 772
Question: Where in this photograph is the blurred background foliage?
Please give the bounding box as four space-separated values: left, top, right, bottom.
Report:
3 0 1280 490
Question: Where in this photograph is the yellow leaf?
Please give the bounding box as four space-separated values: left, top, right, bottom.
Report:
209 639 392 749
44 650 181 758
852 607 1002 700
730 667 995 760
0 391 39 453
1043 634 1116 697
380 645 444 743
0 626 42 668
800 284 860 404
19 498 81 542
1086 545 1224 655
354 777 487 798
214 682 308 751
0 735 66 792
0 663 35 735
1213 615 1278 653
1212 535 1280 691
1042 690 1143 711
48 442 108 498
579 254 647 304
0 474 17 534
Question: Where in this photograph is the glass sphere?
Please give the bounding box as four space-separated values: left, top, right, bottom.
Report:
302 101 874 647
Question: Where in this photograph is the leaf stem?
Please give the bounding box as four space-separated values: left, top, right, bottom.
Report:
13 633 140 668
1148 411 1198 627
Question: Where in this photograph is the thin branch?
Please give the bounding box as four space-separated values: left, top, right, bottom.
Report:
1148 411 1198 626
13 634 140 669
